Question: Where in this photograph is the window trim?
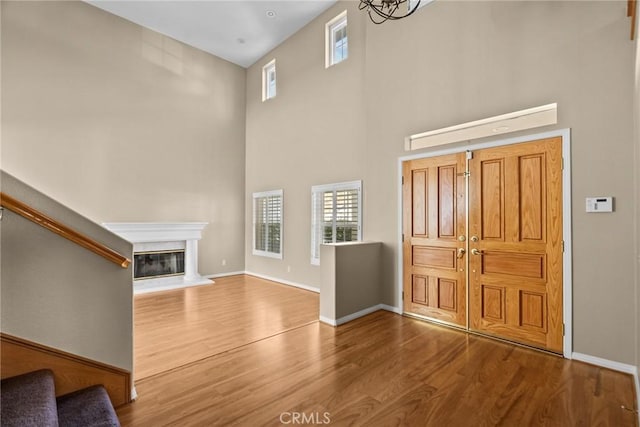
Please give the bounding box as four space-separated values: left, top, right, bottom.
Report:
408 0 433 14
262 59 276 101
310 180 362 265
252 189 283 259
325 10 348 68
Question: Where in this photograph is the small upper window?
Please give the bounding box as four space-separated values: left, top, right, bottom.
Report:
262 59 276 101
325 11 348 68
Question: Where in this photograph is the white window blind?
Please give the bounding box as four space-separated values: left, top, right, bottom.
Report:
311 181 361 265
253 190 283 258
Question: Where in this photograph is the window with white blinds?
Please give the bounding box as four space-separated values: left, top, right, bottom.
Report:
253 189 283 259
310 181 362 265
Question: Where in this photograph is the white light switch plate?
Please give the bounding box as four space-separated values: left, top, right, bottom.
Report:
585 197 613 213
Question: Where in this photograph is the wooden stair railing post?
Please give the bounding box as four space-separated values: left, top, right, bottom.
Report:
0 192 131 268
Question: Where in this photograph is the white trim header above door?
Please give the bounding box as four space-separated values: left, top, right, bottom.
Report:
405 103 558 151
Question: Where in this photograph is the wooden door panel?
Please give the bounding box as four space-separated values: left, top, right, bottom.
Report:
438 279 457 311
519 290 546 330
481 285 506 323
413 246 456 269
403 154 466 327
481 251 545 280
412 170 427 237
480 159 505 241
519 154 546 242
438 166 456 238
412 275 428 304
469 137 563 353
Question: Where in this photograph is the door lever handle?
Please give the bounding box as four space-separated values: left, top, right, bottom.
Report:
471 248 484 256
456 248 466 259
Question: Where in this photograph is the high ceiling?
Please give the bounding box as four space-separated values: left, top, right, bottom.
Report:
86 0 338 68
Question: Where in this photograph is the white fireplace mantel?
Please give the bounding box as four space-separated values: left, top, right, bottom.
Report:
102 222 208 243
103 222 213 294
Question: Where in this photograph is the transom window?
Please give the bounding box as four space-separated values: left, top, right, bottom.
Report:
262 59 276 101
253 190 283 258
311 180 362 265
325 11 348 68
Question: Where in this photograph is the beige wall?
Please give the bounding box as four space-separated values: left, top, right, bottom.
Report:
1 172 134 370
320 242 381 323
1 1 247 275
246 1 638 365
245 1 367 285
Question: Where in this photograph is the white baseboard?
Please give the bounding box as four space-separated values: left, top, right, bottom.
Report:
571 352 640 419
319 315 337 326
571 352 637 375
321 304 395 327
380 304 402 314
205 271 245 279
335 304 383 325
245 271 320 293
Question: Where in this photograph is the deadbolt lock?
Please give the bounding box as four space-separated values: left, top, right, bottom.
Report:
470 235 479 242
458 235 466 242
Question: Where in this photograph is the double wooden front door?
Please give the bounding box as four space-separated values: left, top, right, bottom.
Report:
402 137 563 353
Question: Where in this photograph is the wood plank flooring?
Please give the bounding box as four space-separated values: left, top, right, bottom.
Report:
133 275 319 379
119 275 638 426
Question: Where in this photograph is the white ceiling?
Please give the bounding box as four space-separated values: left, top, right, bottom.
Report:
86 0 338 68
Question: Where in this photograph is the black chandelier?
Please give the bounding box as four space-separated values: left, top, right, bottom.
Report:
358 0 421 24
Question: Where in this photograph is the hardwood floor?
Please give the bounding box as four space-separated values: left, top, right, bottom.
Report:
119 275 638 426
133 275 319 379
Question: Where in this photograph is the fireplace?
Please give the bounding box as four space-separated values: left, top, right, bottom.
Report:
134 250 185 280
103 222 213 294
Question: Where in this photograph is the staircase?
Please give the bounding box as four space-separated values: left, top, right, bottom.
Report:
1 369 120 427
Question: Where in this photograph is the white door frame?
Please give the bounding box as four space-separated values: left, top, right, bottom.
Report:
397 128 573 358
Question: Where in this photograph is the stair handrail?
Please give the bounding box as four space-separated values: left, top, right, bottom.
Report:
0 192 131 268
